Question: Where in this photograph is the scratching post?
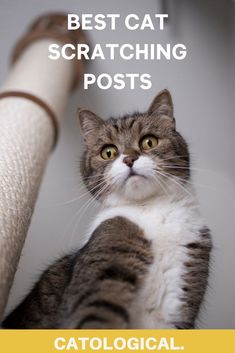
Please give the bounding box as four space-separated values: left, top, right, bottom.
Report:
0 13 87 318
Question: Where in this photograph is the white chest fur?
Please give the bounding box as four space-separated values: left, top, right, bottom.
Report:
89 193 205 328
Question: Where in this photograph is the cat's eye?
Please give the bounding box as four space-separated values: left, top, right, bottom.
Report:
140 135 158 151
100 145 118 160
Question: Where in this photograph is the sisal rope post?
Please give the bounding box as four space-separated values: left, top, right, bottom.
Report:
0 13 87 318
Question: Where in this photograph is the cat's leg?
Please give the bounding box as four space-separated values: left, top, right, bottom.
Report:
3 216 153 329
172 227 212 329
59 216 153 329
2 254 74 328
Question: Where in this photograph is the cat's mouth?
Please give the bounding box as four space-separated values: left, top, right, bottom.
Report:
126 170 147 180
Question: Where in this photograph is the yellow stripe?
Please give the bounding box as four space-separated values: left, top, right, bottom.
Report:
0 330 234 353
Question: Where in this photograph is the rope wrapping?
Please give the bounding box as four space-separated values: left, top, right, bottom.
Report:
0 98 53 316
0 32 80 318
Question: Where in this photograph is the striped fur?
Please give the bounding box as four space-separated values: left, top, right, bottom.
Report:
2 90 212 329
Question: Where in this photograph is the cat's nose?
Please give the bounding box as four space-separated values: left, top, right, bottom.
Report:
123 155 138 168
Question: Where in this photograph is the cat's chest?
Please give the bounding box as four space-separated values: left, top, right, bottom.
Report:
91 198 202 245
89 198 203 328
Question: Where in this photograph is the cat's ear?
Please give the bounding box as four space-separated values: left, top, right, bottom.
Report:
78 108 104 143
148 89 175 128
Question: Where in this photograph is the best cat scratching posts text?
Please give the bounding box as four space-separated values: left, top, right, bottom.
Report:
0 13 87 318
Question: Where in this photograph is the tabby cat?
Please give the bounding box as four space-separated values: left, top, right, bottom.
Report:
2 90 212 329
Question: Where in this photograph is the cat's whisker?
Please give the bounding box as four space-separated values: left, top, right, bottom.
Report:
61 179 111 243
161 165 214 173
158 159 219 176
111 174 126 188
60 184 106 206
157 155 190 163
56 178 109 206
67 193 100 246
68 183 110 247
111 176 125 193
81 173 108 180
79 170 111 178
165 174 195 186
78 178 110 197
151 174 170 197
160 169 217 192
62 204 87 245
155 169 193 198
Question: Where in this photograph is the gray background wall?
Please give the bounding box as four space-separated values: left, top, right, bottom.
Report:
0 0 234 328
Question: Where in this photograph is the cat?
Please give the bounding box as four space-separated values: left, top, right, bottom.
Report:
2 89 212 329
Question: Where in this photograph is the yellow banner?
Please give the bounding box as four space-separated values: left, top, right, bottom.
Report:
0 330 234 353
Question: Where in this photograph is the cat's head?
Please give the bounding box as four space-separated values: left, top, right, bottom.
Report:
78 90 190 204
